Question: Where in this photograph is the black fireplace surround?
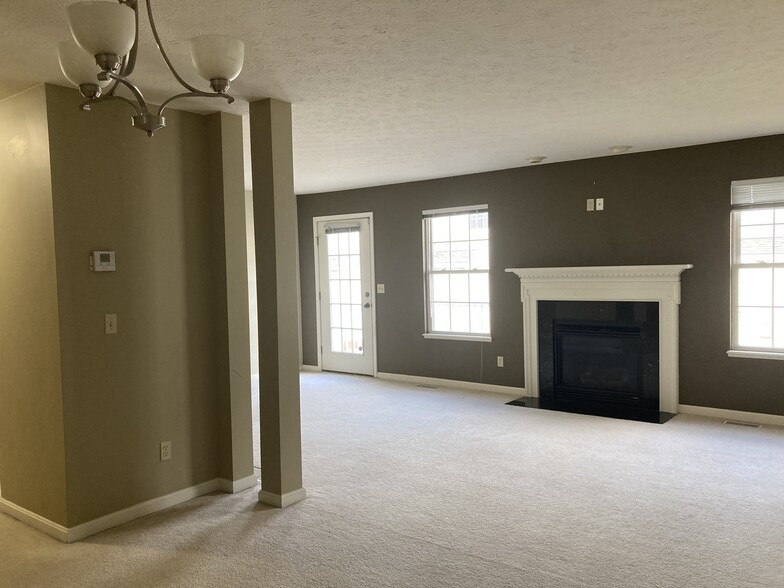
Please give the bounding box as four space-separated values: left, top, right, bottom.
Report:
537 300 665 422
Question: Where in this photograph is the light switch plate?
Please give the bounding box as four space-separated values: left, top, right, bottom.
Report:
377 284 385 294
586 198 595 211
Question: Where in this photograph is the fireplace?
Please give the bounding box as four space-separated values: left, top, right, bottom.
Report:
538 301 660 421
505 265 692 421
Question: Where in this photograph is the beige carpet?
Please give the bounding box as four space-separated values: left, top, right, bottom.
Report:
1 372 783 587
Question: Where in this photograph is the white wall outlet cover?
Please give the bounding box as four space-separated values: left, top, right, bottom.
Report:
160 441 171 461
596 198 605 211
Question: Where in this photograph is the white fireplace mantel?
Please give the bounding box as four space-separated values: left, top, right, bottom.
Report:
505 265 692 413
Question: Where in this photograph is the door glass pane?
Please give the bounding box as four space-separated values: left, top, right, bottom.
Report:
350 255 361 278
327 233 339 254
352 329 363 354
338 232 350 254
341 329 353 353
330 304 342 328
738 268 772 306
341 305 352 330
351 280 362 304
331 328 341 352
352 305 363 329
330 280 341 303
340 281 351 304
348 231 360 254
328 256 340 279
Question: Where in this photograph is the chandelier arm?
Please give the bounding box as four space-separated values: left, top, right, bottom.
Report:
157 91 235 116
144 0 204 94
78 93 142 117
106 55 127 97
101 72 151 116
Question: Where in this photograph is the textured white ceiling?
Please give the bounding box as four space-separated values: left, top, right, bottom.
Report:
3 1 784 194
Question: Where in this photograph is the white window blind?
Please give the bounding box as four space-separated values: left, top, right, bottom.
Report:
731 177 784 208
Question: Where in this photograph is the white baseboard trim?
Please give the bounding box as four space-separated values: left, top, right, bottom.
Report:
678 404 784 427
218 474 258 494
1 475 262 543
0 497 69 542
258 487 307 508
65 478 223 543
299 365 321 372
376 372 524 397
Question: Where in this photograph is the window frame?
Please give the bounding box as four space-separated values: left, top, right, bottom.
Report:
728 177 784 360
422 204 491 342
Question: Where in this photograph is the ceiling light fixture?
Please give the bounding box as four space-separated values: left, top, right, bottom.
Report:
527 156 546 164
609 145 632 154
58 0 244 136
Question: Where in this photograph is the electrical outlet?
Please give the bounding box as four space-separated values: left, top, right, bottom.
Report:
160 441 171 461
497 355 504 368
586 198 595 211
105 313 117 334
596 198 605 211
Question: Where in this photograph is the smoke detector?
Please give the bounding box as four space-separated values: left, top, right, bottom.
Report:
609 145 632 154
527 156 546 164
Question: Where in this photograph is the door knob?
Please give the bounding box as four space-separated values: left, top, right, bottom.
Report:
363 303 371 309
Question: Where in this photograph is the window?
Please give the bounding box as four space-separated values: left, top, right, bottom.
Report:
423 205 490 340
730 177 784 357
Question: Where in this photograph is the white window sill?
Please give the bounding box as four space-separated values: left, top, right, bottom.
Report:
727 349 784 361
422 333 492 343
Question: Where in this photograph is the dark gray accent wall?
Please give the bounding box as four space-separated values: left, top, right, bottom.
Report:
298 134 784 416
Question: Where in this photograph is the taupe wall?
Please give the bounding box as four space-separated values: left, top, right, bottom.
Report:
0 86 69 525
299 134 784 416
44 85 234 525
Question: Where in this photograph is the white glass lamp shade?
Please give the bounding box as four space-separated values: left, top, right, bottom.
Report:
58 40 110 87
190 36 244 82
67 1 136 58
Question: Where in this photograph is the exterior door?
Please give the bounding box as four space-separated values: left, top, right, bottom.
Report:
316 216 375 375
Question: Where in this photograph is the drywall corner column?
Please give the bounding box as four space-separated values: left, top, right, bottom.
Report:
207 112 255 485
249 99 305 507
0 85 69 525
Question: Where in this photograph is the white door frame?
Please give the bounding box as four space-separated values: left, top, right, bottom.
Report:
312 212 378 375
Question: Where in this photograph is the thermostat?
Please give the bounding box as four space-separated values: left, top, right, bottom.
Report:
90 250 116 272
